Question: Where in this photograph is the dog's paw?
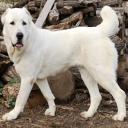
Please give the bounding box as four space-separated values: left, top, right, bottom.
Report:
112 113 126 121
45 107 56 116
80 111 94 118
2 112 17 121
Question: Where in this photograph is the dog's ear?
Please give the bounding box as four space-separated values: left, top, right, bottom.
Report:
1 8 11 25
22 7 33 22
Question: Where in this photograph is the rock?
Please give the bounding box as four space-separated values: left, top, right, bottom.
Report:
48 70 75 101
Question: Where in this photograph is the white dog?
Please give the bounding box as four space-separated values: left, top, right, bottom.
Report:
1 6 126 121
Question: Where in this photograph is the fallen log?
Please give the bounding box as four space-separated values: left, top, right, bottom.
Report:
123 1 128 14
13 0 29 8
2 66 17 83
46 11 83 30
97 0 122 7
117 54 128 91
35 0 46 8
57 0 64 8
0 41 7 54
27 1 38 14
58 6 73 15
111 36 125 55
48 3 59 24
61 0 88 8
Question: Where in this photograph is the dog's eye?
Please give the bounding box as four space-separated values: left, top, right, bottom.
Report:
10 21 15 25
22 21 27 25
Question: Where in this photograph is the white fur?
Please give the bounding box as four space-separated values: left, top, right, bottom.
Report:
1 6 126 121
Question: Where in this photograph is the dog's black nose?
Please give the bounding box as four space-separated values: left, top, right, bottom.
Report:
16 32 23 40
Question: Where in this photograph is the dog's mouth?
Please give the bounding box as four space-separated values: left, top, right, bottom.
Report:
13 42 24 48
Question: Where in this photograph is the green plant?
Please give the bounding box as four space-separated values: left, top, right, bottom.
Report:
8 96 16 108
8 76 21 85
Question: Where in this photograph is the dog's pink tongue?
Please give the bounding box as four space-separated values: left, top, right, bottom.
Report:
15 43 23 48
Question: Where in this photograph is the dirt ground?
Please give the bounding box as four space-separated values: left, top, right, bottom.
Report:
0 90 128 128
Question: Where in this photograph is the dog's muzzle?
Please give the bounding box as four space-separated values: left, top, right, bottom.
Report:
13 32 24 48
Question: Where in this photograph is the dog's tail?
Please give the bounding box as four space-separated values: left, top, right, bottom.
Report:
97 6 119 36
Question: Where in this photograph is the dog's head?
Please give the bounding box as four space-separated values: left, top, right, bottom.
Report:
1 7 32 49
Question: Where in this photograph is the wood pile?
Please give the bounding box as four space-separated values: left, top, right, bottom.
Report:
0 0 128 108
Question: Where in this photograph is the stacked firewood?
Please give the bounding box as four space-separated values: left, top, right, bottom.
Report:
0 0 128 108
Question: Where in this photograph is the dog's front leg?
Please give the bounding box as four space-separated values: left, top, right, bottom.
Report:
37 79 56 116
2 77 34 121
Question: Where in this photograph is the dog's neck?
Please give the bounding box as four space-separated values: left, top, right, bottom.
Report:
8 44 24 64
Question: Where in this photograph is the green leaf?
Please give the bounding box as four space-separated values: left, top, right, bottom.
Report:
8 76 20 85
8 96 16 109
0 81 3 88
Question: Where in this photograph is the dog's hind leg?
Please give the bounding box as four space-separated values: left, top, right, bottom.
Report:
89 67 126 121
37 79 56 116
79 68 102 118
